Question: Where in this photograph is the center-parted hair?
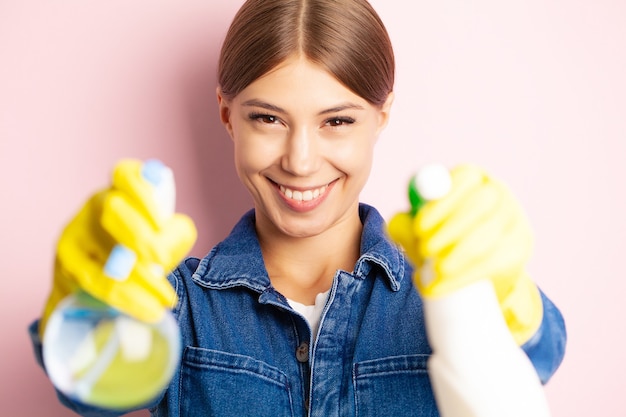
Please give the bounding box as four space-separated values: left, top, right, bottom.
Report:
218 0 395 106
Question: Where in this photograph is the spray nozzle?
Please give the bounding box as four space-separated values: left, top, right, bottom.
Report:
409 163 452 216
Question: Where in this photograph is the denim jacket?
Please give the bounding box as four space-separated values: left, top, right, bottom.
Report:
31 204 566 417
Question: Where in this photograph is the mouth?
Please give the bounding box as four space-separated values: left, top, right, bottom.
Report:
278 182 329 202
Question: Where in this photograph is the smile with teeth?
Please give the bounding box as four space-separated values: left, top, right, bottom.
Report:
279 184 328 202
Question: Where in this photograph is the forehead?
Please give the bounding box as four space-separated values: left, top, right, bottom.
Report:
234 56 369 111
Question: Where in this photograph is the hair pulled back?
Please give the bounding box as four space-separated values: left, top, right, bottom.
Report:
218 0 395 106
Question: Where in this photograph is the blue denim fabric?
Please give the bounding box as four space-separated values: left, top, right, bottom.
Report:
30 204 566 417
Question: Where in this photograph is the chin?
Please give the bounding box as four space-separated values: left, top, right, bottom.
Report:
276 219 328 239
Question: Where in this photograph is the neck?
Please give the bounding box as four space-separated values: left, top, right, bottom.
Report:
257 212 362 305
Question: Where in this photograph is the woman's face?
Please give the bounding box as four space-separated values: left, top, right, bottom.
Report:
218 55 393 239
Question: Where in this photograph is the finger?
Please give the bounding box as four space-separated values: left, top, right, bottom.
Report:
101 193 196 271
155 213 198 271
414 165 485 236
60 239 174 323
94 235 179 308
483 180 534 278
100 190 162 264
487 212 534 279
111 159 169 229
130 261 178 309
95 276 170 324
387 212 420 262
57 192 115 276
420 181 499 257
57 232 117 300
438 213 506 278
437 181 515 275
431 211 532 294
421 255 498 297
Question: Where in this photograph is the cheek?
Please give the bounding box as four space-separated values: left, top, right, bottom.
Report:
233 133 277 177
234 143 260 177
231 128 257 178
330 133 377 175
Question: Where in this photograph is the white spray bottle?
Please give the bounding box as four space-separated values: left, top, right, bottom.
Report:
42 159 181 410
410 164 552 417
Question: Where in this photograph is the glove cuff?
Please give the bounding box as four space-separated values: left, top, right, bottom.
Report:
500 272 544 345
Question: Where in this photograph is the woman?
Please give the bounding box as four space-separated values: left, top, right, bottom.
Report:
31 1 566 416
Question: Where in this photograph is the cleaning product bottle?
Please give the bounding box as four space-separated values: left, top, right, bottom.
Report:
42 160 181 410
410 163 552 417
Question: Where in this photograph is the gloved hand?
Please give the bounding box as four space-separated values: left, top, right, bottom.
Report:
39 159 197 338
388 165 543 345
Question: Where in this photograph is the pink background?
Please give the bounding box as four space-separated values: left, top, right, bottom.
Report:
1 1 624 415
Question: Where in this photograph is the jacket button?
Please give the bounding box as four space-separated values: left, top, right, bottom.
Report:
296 342 309 363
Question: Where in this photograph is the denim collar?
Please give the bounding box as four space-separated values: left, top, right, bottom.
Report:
192 203 406 293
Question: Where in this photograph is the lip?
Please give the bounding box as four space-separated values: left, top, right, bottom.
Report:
270 178 337 213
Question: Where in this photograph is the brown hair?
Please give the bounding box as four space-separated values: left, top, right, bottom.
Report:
218 0 395 106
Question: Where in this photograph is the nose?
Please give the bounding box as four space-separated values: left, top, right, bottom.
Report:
281 126 320 176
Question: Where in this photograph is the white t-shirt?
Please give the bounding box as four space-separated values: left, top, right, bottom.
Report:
287 290 330 341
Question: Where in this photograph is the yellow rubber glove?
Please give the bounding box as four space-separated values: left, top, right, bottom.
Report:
388 165 543 345
39 159 197 338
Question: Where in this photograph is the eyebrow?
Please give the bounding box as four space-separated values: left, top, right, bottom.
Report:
242 99 285 113
242 99 365 115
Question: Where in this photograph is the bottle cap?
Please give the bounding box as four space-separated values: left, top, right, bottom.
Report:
409 163 452 215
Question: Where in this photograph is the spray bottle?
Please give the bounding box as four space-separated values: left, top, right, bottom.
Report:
409 163 552 417
42 160 181 410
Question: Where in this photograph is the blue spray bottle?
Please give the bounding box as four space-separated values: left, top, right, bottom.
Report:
42 160 181 409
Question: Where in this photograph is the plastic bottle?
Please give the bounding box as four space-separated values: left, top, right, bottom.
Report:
410 163 552 417
42 160 181 410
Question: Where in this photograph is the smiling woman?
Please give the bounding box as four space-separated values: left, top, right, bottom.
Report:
28 1 566 416
216 55 393 303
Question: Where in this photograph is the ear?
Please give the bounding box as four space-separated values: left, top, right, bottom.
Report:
375 92 395 136
216 87 234 139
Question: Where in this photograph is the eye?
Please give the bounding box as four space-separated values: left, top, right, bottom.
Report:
249 113 281 125
325 117 355 128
